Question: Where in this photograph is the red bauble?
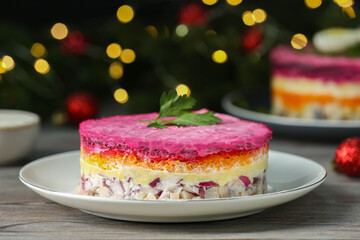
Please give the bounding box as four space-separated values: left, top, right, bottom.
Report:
335 137 360 177
178 3 208 26
61 31 89 56
241 27 263 53
66 92 98 125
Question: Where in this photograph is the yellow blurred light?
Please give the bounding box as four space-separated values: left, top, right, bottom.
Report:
205 30 217 36
291 33 308 49
253 9 267 23
117 5 134 23
31 43 47 58
226 0 243 6
212 50 228 64
50 23 68 40
106 43 122 59
343 7 356 18
0 62 6 74
176 84 191 97
34 59 50 74
305 0 322 8
120 49 136 64
2 56 15 70
51 111 68 126
334 0 353 8
145 25 158 38
202 0 217 5
242 11 256 26
114 88 129 103
164 26 170 38
176 24 188 37
109 62 123 79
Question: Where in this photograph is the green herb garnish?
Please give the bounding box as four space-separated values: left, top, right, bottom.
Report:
141 90 221 129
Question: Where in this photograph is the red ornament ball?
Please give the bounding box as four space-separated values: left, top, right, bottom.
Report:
335 137 360 177
241 27 263 53
61 31 89 56
178 3 208 26
66 92 99 125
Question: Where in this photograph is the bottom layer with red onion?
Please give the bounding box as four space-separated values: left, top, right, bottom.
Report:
77 172 267 200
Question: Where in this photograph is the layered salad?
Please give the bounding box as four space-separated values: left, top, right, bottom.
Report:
78 111 272 200
270 28 360 120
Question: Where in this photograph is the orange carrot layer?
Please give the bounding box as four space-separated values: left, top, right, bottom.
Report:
81 145 268 174
272 89 360 110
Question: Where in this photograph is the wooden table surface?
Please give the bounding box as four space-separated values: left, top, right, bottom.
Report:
1 125 360 240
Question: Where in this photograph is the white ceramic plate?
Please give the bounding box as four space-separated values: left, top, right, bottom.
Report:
222 91 360 138
19 150 326 223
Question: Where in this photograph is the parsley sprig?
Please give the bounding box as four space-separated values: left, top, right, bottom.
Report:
141 90 221 129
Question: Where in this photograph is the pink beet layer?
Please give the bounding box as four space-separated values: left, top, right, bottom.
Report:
79 110 272 161
270 45 360 83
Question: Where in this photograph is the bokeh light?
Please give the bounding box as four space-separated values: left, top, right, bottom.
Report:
34 59 50 74
52 111 68 126
114 88 129 103
205 30 217 36
334 0 353 8
145 25 158 38
291 33 308 49
226 0 243 6
120 49 136 64
31 43 47 58
117 5 134 23
242 11 256 26
0 62 7 74
106 43 122 59
109 62 123 79
2 56 15 71
51 23 68 40
253 9 267 23
343 7 356 18
305 0 322 9
164 26 170 38
176 24 188 37
176 84 191 96
202 0 217 6
212 50 228 64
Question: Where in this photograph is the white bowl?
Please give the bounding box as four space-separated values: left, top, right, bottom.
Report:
0 109 40 165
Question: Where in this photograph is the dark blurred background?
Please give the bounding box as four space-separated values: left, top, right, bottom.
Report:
0 0 358 125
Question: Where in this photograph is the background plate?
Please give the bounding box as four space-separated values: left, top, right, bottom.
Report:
222 91 360 139
19 150 326 222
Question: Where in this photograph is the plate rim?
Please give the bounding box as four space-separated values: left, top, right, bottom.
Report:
19 150 327 204
221 90 360 128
